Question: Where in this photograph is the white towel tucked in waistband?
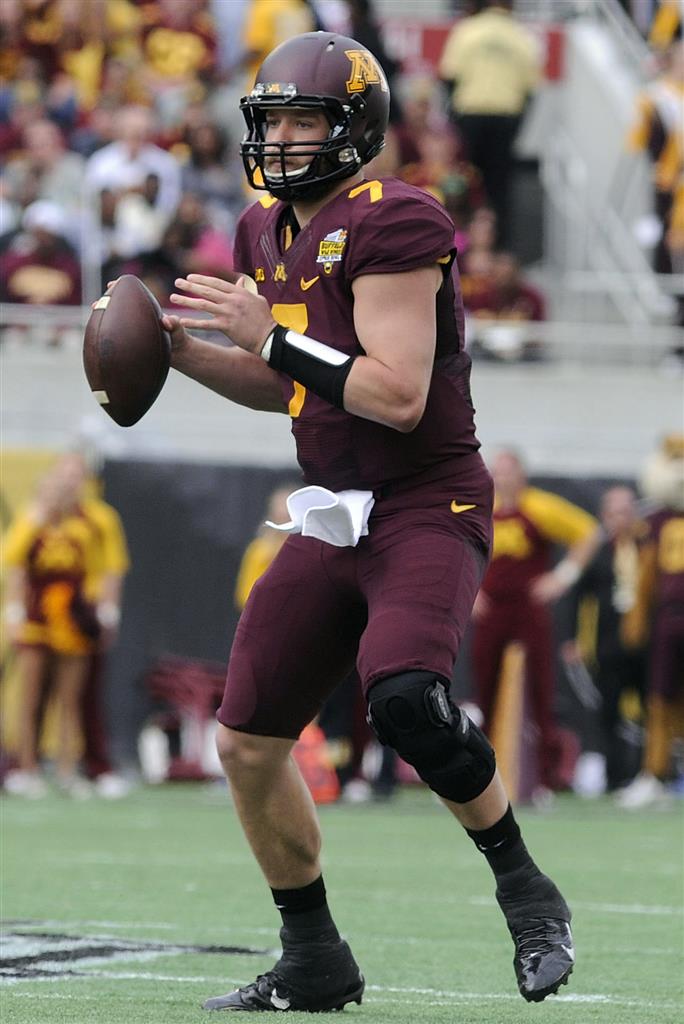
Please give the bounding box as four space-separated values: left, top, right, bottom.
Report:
265 486 375 548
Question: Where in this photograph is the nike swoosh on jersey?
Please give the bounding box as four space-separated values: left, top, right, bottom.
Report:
451 501 477 514
300 275 320 291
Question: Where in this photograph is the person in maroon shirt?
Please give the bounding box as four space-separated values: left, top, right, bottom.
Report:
115 31 574 1013
617 435 684 808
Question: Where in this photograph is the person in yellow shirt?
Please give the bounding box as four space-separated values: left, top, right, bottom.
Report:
470 450 599 795
241 0 316 92
234 485 293 610
439 0 540 246
2 453 129 798
57 453 131 796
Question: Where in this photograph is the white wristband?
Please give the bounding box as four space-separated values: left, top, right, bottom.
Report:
260 330 274 363
553 559 581 588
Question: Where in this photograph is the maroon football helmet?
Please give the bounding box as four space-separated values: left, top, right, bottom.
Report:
240 32 390 201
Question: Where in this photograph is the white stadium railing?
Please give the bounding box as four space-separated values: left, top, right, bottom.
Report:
1 303 682 368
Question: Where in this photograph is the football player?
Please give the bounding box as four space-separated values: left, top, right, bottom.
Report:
163 31 575 1012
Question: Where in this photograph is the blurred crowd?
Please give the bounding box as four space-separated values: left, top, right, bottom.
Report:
0 0 540 329
1 0 681 343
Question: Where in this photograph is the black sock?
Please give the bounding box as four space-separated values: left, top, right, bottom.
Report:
271 876 340 935
466 805 539 886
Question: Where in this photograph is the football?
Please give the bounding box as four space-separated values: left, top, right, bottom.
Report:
83 275 172 427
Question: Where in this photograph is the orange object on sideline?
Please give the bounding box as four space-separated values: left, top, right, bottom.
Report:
293 723 340 805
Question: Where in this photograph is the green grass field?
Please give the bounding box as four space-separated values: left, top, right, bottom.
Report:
2 784 682 1024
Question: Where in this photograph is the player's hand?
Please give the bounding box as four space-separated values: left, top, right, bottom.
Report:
170 274 276 355
160 314 191 360
530 571 566 605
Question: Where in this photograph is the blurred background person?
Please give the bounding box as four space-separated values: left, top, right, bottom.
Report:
2 459 102 797
467 250 546 362
470 449 599 799
240 0 316 91
53 453 131 798
84 104 182 222
234 485 293 612
439 0 541 248
137 0 218 131
0 199 81 306
3 118 84 242
179 117 245 235
617 434 684 808
628 39 684 276
563 485 646 797
2 453 130 798
345 0 402 122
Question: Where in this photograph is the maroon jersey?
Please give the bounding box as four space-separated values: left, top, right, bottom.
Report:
646 508 684 608
233 176 480 491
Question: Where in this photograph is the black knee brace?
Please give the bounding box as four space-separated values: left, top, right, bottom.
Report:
367 671 495 803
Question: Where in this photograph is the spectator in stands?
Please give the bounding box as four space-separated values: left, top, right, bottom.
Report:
628 39 684 277
563 486 646 795
0 172 21 234
345 0 402 122
4 119 84 234
180 118 245 233
462 203 497 259
468 252 546 362
209 0 250 79
84 104 182 219
393 72 449 168
396 110 486 236
0 199 80 305
112 191 234 306
459 207 497 312
0 0 145 122
666 167 684 299
138 0 218 130
648 0 682 51
70 103 117 158
439 0 541 247
617 434 684 808
241 0 316 90
470 450 599 798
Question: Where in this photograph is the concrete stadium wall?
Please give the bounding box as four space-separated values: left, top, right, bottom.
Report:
1 344 679 477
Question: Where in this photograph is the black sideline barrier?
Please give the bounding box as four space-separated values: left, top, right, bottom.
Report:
101 458 632 766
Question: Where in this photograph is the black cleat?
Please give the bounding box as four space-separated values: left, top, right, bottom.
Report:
203 929 364 1012
496 871 575 1002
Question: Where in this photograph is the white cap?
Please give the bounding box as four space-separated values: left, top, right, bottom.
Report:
22 200 68 236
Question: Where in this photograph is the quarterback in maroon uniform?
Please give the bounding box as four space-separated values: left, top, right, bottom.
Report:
161 31 574 1013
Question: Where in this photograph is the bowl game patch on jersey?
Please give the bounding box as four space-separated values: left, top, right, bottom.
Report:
317 229 348 274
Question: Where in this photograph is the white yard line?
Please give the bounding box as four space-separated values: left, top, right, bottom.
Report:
7 975 682 1012
466 896 684 916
